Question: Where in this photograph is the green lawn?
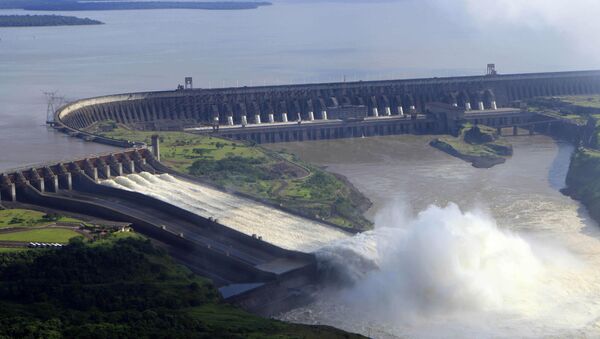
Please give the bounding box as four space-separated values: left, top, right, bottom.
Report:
0 209 82 228
97 127 373 230
0 229 81 243
0 248 28 253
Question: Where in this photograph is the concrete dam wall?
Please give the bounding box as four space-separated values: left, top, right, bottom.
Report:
55 70 600 134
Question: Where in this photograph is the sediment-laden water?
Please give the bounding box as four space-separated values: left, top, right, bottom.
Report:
271 135 600 338
101 172 349 252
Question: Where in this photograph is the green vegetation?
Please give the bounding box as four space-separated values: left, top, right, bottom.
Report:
97 128 372 230
526 95 600 125
0 247 27 253
0 0 272 11
0 15 103 27
430 123 513 168
565 147 600 223
0 228 81 243
0 236 362 338
0 209 81 228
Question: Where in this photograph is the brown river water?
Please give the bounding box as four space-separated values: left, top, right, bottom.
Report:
269 135 600 338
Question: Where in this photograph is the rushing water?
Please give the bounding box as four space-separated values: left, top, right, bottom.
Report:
100 172 349 252
271 135 600 338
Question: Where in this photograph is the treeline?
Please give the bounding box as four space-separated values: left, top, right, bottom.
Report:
0 236 362 338
0 15 103 27
0 0 272 11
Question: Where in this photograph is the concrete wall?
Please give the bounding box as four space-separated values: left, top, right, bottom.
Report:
55 70 600 133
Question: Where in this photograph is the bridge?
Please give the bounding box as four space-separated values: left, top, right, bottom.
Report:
0 148 332 315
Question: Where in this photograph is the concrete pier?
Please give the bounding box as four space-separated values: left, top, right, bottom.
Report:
151 135 161 162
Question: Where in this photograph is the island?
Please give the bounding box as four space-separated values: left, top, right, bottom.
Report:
0 15 103 27
0 0 272 11
430 123 513 168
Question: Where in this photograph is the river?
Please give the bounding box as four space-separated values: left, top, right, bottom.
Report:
272 135 600 338
0 0 595 171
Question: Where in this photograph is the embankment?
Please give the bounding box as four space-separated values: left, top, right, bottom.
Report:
564 147 600 223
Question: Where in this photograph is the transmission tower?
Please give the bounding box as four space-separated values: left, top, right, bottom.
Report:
44 91 65 125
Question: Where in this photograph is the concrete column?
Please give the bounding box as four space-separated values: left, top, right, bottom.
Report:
308 111 315 121
397 106 404 116
49 176 59 193
227 116 234 126
465 102 472 111
268 113 275 123
32 179 44 193
282 113 288 122
60 173 72 190
372 107 379 117
241 115 248 126
491 101 498 110
90 168 98 182
1 183 16 202
128 162 135 173
151 135 160 162
254 114 261 124
321 110 328 120
478 101 485 111
103 165 111 179
385 107 392 116
115 163 123 176
409 105 416 112
452 103 458 107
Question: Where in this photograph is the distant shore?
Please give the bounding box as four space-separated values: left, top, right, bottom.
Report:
0 15 103 27
0 1 272 11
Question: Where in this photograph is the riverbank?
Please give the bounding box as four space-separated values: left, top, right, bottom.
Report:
0 15 102 27
564 147 600 223
430 124 513 168
96 127 373 231
0 0 271 11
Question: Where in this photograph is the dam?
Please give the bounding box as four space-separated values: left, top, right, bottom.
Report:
52 69 600 145
5 68 600 321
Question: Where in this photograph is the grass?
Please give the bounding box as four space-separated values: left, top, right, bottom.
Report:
0 248 28 253
0 229 81 243
97 127 373 230
0 209 82 228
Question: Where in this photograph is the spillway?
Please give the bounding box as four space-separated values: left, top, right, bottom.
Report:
101 172 350 252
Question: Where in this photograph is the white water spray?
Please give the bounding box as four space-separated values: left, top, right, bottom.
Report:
101 172 350 252
284 202 595 338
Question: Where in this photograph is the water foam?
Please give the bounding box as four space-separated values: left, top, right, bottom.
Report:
101 172 350 252
283 202 595 338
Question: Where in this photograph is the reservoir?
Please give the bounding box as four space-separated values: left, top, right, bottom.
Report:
273 135 600 338
0 1 594 171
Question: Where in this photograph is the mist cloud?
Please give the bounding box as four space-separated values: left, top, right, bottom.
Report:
437 0 600 61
